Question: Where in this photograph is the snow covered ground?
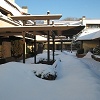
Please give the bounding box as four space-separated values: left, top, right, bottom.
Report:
0 50 100 100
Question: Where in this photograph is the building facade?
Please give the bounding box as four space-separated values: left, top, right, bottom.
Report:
0 0 33 61
77 16 100 53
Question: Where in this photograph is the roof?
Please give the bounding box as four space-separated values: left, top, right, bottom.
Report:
48 20 82 25
11 14 62 20
83 19 100 25
0 25 84 35
0 0 24 16
76 28 100 40
0 1 84 40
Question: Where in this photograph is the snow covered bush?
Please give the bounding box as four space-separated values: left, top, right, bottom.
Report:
33 59 61 80
33 68 57 80
93 45 100 55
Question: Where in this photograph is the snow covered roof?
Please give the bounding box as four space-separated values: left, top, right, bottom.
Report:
64 21 82 25
52 20 82 25
76 28 100 40
0 0 25 16
83 19 100 25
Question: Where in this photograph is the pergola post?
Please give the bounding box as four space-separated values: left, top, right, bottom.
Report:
22 20 26 63
99 39 100 46
61 39 63 52
52 31 55 62
34 33 36 64
47 31 50 64
31 42 34 53
47 11 50 64
71 41 73 53
22 31 25 63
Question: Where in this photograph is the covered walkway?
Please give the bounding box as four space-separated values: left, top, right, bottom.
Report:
0 13 84 64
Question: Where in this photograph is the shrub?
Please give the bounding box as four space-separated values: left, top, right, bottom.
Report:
33 59 61 80
33 68 57 80
93 46 100 55
11 40 23 58
77 48 84 54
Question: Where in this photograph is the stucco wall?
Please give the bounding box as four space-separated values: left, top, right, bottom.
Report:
0 19 16 26
83 40 99 53
2 42 11 58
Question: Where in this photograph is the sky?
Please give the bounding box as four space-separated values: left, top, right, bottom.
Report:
16 0 100 20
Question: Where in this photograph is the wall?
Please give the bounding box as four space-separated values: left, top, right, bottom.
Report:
0 18 18 26
2 42 11 58
83 40 99 53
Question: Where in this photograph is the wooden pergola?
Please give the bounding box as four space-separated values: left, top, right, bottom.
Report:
10 14 62 20
0 14 85 64
0 25 85 63
11 14 62 64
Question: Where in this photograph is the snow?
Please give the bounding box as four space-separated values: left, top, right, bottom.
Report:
76 29 100 40
94 55 100 58
36 35 48 41
0 50 100 100
0 0 22 16
83 51 93 58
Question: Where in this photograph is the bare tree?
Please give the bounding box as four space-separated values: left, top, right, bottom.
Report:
62 17 81 21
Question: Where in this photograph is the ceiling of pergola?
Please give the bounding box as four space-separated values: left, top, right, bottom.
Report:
0 14 85 40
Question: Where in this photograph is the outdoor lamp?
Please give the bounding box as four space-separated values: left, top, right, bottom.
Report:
47 11 50 15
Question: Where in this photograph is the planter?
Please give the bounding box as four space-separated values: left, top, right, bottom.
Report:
76 53 86 58
92 55 100 62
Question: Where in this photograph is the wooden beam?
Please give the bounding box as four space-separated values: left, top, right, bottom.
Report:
0 25 80 32
33 32 36 64
11 14 62 20
61 39 63 52
47 30 50 64
22 32 26 63
52 36 55 62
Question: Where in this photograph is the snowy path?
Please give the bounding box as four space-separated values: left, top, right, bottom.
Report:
59 52 100 100
0 51 100 100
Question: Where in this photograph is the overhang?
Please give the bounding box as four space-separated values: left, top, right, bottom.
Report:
62 26 85 37
10 14 62 20
76 29 100 41
0 25 84 36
